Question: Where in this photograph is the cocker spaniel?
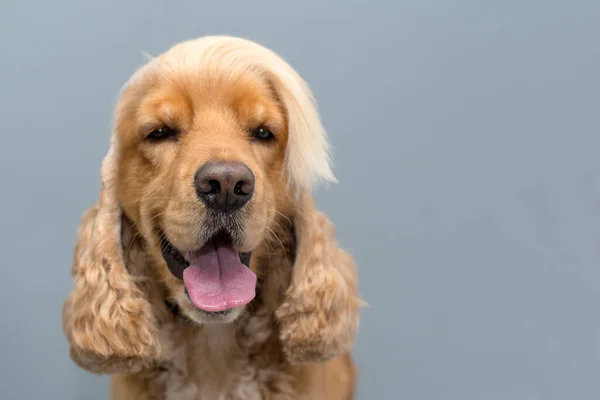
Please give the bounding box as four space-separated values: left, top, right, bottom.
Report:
62 35 362 400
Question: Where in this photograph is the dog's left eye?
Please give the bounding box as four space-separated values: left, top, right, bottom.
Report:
251 127 274 141
147 126 178 141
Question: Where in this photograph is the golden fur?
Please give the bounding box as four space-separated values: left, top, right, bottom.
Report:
62 36 362 399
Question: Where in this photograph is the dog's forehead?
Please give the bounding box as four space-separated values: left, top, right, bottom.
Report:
113 66 285 150
126 55 274 109
116 37 289 132
132 74 278 126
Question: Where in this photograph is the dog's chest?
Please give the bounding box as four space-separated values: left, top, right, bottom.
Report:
158 321 289 400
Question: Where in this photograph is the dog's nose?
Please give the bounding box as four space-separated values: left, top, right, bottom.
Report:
194 161 255 213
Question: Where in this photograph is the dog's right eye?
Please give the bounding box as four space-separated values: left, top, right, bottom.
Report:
146 126 178 141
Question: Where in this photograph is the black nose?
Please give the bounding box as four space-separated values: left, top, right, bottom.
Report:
194 161 255 213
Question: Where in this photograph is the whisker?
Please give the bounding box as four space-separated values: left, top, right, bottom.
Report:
149 211 167 222
119 196 173 207
270 209 292 226
265 224 288 261
125 231 141 260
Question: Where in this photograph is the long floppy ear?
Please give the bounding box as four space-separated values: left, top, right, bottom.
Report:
62 142 160 374
266 65 336 194
246 39 362 362
275 192 363 364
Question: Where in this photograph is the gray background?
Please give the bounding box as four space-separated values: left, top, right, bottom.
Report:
1 1 599 399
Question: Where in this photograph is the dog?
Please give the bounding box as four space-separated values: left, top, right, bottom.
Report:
62 35 362 399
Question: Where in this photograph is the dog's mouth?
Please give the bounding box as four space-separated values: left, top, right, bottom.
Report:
160 230 256 314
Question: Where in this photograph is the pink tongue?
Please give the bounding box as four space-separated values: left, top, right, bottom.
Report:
183 239 257 312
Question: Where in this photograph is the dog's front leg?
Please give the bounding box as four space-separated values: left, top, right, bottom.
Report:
275 194 362 364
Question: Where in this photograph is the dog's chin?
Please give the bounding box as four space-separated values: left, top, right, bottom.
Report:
159 229 256 324
176 298 247 325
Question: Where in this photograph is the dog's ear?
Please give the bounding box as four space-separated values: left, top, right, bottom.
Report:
62 143 160 374
276 192 363 364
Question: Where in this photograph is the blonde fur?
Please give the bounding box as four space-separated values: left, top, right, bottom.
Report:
62 36 360 399
125 35 336 193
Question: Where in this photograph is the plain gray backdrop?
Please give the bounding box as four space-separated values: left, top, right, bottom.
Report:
1 1 600 399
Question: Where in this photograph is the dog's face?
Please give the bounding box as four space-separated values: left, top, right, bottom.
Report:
113 46 300 324
103 37 334 325
61 37 349 372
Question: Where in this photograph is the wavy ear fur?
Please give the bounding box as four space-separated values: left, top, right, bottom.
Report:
276 192 363 364
62 143 160 374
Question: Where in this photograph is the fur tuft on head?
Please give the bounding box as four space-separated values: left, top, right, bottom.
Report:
122 35 337 194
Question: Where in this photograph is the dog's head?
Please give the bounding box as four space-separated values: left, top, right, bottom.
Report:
71 36 335 330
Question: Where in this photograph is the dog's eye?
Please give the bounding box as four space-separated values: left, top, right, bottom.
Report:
147 126 178 141
251 127 274 141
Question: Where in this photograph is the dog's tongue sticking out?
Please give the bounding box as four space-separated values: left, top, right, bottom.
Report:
183 235 256 313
